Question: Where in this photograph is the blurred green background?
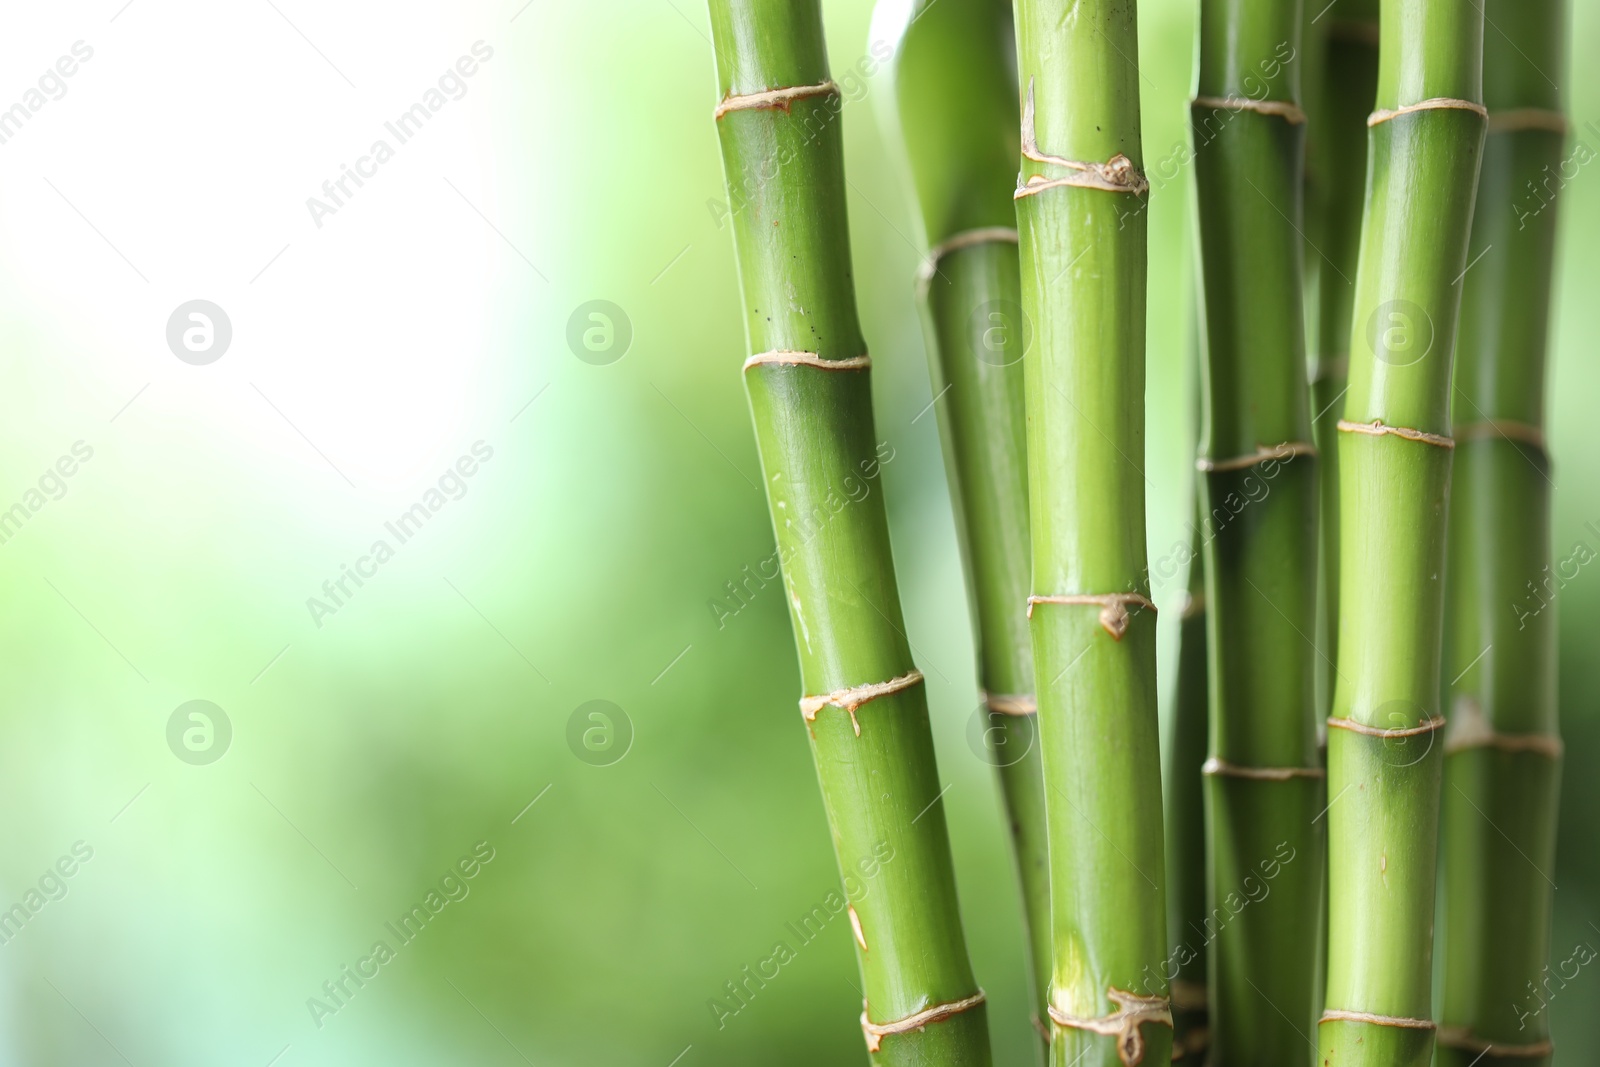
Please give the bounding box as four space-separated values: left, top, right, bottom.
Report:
0 0 1594 1064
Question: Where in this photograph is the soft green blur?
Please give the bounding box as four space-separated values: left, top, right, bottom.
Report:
0 1 1595 1065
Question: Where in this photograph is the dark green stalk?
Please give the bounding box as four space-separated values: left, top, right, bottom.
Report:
1304 0 1380 714
1437 1 1566 1063
707 4 991 1061
1164 531 1209 1063
1190 0 1324 1062
1013 2 1171 1064
878 0 1051 1052
1319 2 1485 1064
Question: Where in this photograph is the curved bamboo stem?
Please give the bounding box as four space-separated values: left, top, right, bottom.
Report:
1437 1 1565 1063
706 4 991 1062
1013 2 1171 1064
1320 2 1486 1064
878 0 1052 1054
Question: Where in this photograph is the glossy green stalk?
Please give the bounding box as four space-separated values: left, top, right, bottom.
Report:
707 4 990 1062
1190 0 1324 1061
878 0 1052 1051
1164 533 1209 1063
1304 0 1379 713
1437 1 1566 1062
1014 2 1171 1064
1319 2 1484 1064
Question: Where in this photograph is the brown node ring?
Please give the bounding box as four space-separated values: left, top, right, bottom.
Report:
1191 94 1306 124
1436 1025 1554 1058
713 80 839 120
1202 757 1325 781
1196 440 1317 472
1320 1008 1436 1030
1368 97 1488 127
982 691 1037 716
1016 78 1148 197
1327 715 1446 739
860 991 987 1054
800 670 924 737
1027 593 1157 640
1488 108 1569 135
1337 419 1455 449
743 350 870 372
1454 418 1546 451
1048 988 1173 1066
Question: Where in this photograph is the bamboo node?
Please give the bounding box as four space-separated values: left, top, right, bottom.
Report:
1196 440 1317 473
1169 980 1207 1011
1048 988 1173 1066
860 990 987 1053
1337 419 1455 449
1027 593 1157 640
981 691 1037 716
1327 20 1380 46
1320 1008 1436 1030
1454 418 1546 451
1311 352 1349 383
1368 97 1488 127
799 670 924 737
1202 757 1325 781
1017 79 1148 197
1192 94 1306 124
918 228 1019 285
1436 1025 1554 1057
742 350 870 372
1488 108 1569 135
1327 715 1446 739
1180 592 1205 620
1169 1025 1211 1061
713 80 839 120
1445 698 1563 759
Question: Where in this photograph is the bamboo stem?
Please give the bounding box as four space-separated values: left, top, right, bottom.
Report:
706 4 991 1061
1189 0 1325 1060
1164 528 1209 1063
878 0 1052 1053
1319 1 1486 1064
1437 1 1565 1063
1304 0 1379 718
1012 2 1171 1064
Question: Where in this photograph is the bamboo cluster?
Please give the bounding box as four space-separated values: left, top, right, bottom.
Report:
705 0 1570 1063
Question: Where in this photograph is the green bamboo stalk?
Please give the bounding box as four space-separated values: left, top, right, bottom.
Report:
1437 1 1566 1062
876 0 1052 1052
706 4 991 1062
1013 2 1171 1064
1164 528 1210 1063
1304 0 1380 714
1189 0 1325 1061
1319 2 1485 1064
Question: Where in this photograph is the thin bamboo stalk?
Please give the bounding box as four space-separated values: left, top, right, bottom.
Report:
1319 1 1486 1064
706 4 991 1061
1304 0 1379 716
1012 2 1171 1064
1437 1 1566 1063
1164 529 1209 1063
1189 0 1325 1060
878 0 1052 1052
